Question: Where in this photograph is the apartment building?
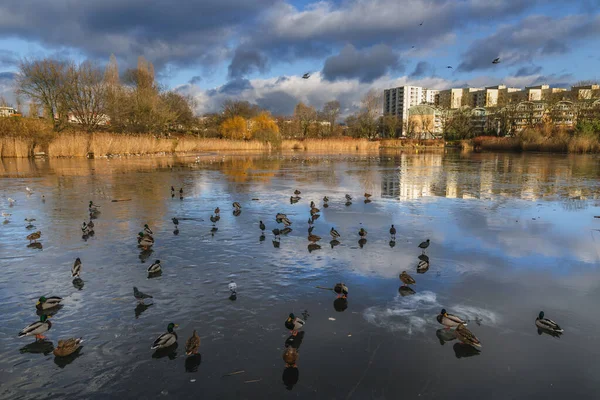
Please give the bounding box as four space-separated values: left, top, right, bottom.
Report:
383 86 439 134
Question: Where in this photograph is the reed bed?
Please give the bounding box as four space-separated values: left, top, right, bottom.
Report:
281 138 379 152
379 139 445 148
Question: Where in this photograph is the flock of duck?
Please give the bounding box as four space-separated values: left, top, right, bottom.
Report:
9 185 564 374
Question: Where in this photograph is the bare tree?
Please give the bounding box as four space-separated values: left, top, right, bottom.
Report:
16 58 68 130
322 100 340 136
62 61 108 131
359 90 382 139
294 102 317 137
222 100 261 120
381 114 400 138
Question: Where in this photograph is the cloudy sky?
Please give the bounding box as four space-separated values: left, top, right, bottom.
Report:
0 0 599 115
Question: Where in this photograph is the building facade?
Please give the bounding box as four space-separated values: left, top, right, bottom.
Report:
383 86 440 135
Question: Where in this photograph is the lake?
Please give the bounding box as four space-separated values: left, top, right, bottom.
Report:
1 150 600 399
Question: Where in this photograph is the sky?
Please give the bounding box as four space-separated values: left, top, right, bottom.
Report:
0 0 599 116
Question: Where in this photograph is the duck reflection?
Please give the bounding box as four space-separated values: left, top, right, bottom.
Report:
36 304 63 317
308 243 321 253
135 303 153 318
364 199 372 204
330 239 340 249
282 331 304 391
453 342 480 358
185 353 202 372
282 366 299 390
272 240 280 248
281 227 292 236
399 286 416 297
54 348 83 368
345 201 352 207
152 342 178 360
537 328 562 338
173 228 179 236
259 234 266 242
233 209 241 217
389 240 396 248
436 328 457 346
358 238 367 248
72 277 84 290
285 331 305 349
19 339 54 355
417 258 430 274
139 249 153 263
27 242 43 250
333 297 348 312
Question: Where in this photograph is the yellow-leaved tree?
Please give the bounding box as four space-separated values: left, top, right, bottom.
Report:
220 116 248 139
250 112 281 146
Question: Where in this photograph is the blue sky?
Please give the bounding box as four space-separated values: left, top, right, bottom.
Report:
0 0 599 115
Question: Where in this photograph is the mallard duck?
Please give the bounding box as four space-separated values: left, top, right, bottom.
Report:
282 217 292 226
88 201 100 212
8 197 16 205
308 234 321 242
399 271 416 286
389 225 396 239
172 217 179 227
323 196 329 203
310 201 316 209
285 313 305 335
330 227 340 239
210 215 218 224
228 281 237 294
417 259 430 273
418 239 430 253
24 217 36 223
334 283 348 298
185 330 201 355
358 228 367 238
535 311 564 334
276 213 287 220
273 228 281 238
345 194 352 201
307 217 313 225
214 207 220 214
87 220 94 229
138 232 154 249
147 260 162 274
455 323 481 349
36 296 63 311
171 186 175 194
72 258 82 277
53 338 83 357
81 222 91 235
144 224 153 235
290 196 300 203
232 202 241 210
364 192 372 198
259 220 266 231
19 315 51 339
27 231 41 243
281 227 293 235
308 225 314 234
134 286 153 304
437 309 466 328
294 189 301 195
283 347 299 367
310 207 320 215
151 323 178 350
2 212 11 220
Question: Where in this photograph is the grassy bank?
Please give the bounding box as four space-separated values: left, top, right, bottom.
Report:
472 132 600 153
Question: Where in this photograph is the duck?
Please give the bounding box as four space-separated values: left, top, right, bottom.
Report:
418 239 430 253
36 296 63 311
310 207 320 215
18 315 51 339
282 217 292 226
283 347 299 367
81 222 91 235
330 227 341 239
143 224 153 235
358 228 367 238
437 309 467 328
185 330 201 355
151 323 178 350
399 271 416 286
138 232 154 249
273 228 281 238
53 338 83 357
307 217 313 225
285 313 305 336
228 282 237 294
310 201 316 209
2 212 11 220
308 225 315 234
455 323 482 349
323 196 329 203
535 311 564 334
171 186 175 195
72 258 82 277
134 286 153 304
308 234 321 243
172 217 179 228
214 207 220 215
259 220 266 231
147 260 162 275
345 194 352 201
210 215 218 224
88 201 100 213
290 196 300 203
232 202 241 210
27 231 42 243
281 227 293 235
364 192 372 198
87 220 94 230
294 189 301 195
308 243 321 252
334 283 348 298
276 213 287 220
389 225 396 239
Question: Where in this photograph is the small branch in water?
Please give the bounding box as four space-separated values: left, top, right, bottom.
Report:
244 379 262 383
111 199 132 202
315 286 333 291
222 370 245 377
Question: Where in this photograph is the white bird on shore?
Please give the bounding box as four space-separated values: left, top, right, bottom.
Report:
8 198 16 205
26 187 33 194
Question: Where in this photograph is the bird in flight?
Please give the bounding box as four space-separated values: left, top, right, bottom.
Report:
419 21 424 26
302 72 311 79
492 58 501 64
446 66 453 69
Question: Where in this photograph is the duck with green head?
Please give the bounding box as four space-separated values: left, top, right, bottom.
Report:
19 314 52 339
143 224 153 235
138 232 154 249
535 311 564 334
36 296 63 311
285 313 305 336
151 323 178 350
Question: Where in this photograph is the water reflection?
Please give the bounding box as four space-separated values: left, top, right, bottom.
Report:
453 343 481 359
54 348 84 368
152 343 178 360
435 328 457 346
135 303 153 318
185 354 202 372
333 298 348 312
19 339 54 355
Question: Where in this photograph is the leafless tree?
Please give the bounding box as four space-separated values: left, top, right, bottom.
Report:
322 100 340 136
294 102 317 137
62 61 108 131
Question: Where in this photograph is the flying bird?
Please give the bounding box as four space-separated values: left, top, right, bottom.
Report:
492 58 500 64
446 66 453 69
419 21 424 26
302 72 311 79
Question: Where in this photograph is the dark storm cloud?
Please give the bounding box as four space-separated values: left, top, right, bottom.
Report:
189 76 202 85
409 61 434 78
0 71 17 83
458 14 600 72
0 50 18 68
228 48 268 78
514 66 543 77
213 78 253 95
322 44 402 83
0 0 276 69
256 90 298 115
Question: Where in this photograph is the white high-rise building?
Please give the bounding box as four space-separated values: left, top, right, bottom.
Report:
383 86 439 135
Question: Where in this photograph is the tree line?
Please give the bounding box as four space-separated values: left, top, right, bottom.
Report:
16 55 195 133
